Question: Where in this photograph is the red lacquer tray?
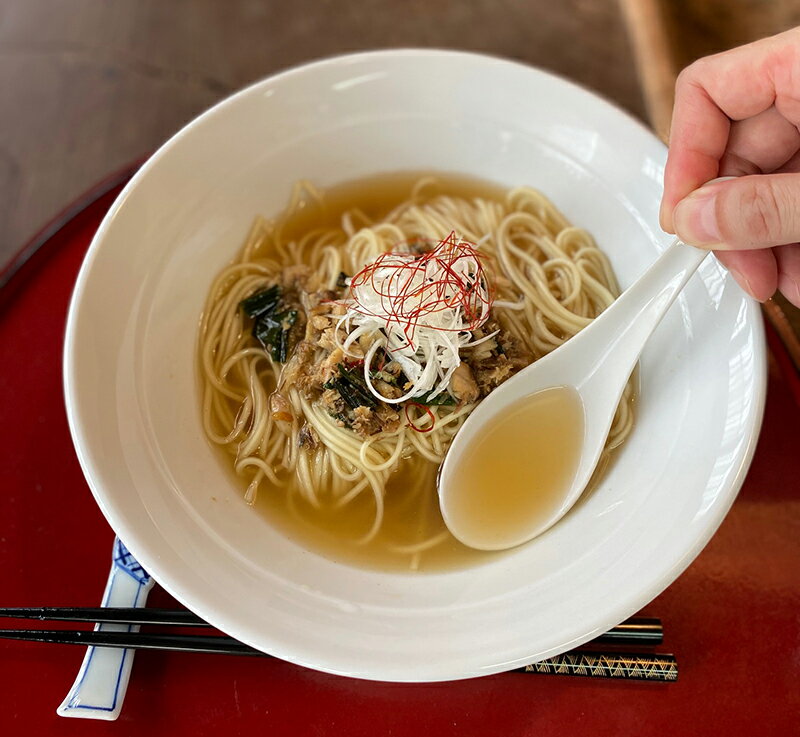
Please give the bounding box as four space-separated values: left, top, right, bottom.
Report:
1 170 798 735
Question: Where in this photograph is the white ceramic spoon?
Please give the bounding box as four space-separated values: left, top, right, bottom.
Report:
438 237 709 550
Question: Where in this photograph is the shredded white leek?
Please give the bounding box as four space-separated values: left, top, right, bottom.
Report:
335 234 495 403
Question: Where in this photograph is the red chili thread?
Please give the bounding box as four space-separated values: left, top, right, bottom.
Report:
404 402 436 433
348 231 494 352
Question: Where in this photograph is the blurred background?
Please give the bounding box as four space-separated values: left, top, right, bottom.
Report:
1 0 799 267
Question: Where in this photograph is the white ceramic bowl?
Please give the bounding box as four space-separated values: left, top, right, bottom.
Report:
64 50 766 682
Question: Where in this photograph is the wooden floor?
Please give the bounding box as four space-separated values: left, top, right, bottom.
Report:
0 0 645 264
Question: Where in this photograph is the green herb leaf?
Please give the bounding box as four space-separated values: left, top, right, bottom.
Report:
252 316 280 354
240 285 280 318
252 308 298 363
337 364 377 408
414 390 456 407
324 377 359 410
275 310 298 362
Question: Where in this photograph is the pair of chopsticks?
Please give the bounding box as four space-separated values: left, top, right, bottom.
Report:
0 608 677 681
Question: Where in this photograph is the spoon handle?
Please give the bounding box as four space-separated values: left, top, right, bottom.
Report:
56 538 153 721
575 238 708 393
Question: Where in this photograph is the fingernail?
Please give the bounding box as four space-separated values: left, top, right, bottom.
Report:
673 188 722 246
728 267 762 302
779 274 800 307
658 201 671 232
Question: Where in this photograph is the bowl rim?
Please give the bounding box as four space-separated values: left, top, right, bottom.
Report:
63 47 768 681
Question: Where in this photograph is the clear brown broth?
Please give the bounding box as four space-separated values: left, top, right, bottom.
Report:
446 386 584 550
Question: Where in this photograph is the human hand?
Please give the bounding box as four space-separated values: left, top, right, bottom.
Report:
660 27 800 307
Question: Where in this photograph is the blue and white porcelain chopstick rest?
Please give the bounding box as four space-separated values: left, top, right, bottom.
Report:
57 537 153 720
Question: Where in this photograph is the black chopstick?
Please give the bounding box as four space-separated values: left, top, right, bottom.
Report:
594 617 662 644
0 609 662 645
0 607 207 627
0 629 258 655
0 629 677 681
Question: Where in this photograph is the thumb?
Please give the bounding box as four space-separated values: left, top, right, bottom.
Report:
672 173 800 250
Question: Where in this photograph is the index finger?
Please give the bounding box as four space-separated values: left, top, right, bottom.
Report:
660 28 800 231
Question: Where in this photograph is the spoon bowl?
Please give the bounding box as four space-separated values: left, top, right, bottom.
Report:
439 238 709 550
